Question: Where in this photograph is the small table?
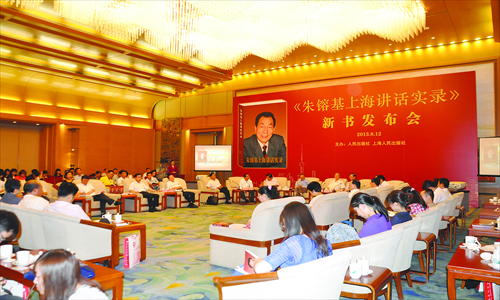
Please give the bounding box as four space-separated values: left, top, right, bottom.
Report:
279 190 293 198
231 189 257 205
161 191 180 209
0 251 124 300
468 219 500 239
120 193 138 213
483 202 500 209
479 208 500 220
342 266 393 300
112 220 147 268
447 247 500 300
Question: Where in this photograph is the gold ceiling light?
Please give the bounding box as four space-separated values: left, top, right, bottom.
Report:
3 0 42 10
15 0 426 70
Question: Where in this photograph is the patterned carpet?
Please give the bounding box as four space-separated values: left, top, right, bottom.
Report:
107 204 493 300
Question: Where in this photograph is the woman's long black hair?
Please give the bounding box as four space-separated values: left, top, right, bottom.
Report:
351 192 390 221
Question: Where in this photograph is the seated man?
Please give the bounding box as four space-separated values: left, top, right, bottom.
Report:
327 173 345 192
143 168 151 179
146 172 160 191
422 180 437 191
0 179 22 205
112 168 119 183
25 169 39 181
370 178 381 189
0 210 20 243
420 189 436 208
345 173 357 191
77 175 121 215
239 173 255 203
91 171 102 179
376 175 390 187
307 182 324 207
166 174 197 208
294 174 310 196
206 172 231 204
348 180 361 199
260 173 280 188
73 168 83 181
18 180 49 210
41 170 49 180
129 173 160 212
433 178 452 204
44 182 90 220
116 170 128 186
100 170 115 187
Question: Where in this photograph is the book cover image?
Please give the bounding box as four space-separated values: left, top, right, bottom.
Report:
243 250 258 274
238 100 287 168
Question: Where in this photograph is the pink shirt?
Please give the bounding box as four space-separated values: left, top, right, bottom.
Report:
44 201 90 220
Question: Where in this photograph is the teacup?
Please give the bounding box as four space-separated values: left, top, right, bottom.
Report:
357 257 370 275
349 261 362 279
115 214 122 223
16 250 30 265
0 244 13 259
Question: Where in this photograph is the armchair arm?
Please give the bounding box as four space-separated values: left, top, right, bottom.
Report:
214 272 279 288
330 239 361 250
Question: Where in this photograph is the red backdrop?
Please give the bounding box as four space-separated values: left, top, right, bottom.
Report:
233 71 478 203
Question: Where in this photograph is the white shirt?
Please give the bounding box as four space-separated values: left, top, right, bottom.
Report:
239 179 253 189
207 179 221 189
44 201 90 221
74 175 82 181
328 179 345 191
0 180 4 192
257 140 269 154
166 180 182 189
129 181 149 192
19 194 49 210
433 187 452 204
348 189 360 199
264 178 279 187
116 177 126 186
380 181 390 187
143 172 149 179
77 182 96 196
69 285 108 300
146 177 159 184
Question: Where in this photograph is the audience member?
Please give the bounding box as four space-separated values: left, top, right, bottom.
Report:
116 170 128 186
0 179 22 205
294 174 310 196
168 160 179 178
243 186 279 229
18 180 49 210
25 169 39 181
91 171 101 179
307 182 324 208
239 173 255 203
53 169 62 178
420 189 435 208
206 173 231 204
77 175 121 215
156 160 168 181
102 168 107 177
433 178 451 204
14 169 26 181
327 173 345 192
326 223 359 244
386 191 412 226
351 193 391 238
112 168 119 183
0 171 4 195
370 178 381 189
10 169 18 179
0 210 20 242
251 202 332 273
346 173 357 191
100 170 115 186
4 169 11 179
146 172 160 191
401 186 429 215
44 182 90 220
129 173 160 212
165 174 197 208
376 175 390 187
422 180 437 191
73 168 83 181
33 249 108 300
41 170 49 180
348 180 361 198
64 172 73 183
261 173 279 187
142 168 151 179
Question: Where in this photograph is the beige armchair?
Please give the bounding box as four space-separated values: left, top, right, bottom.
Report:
321 178 348 190
362 187 378 197
213 249 351 300
299 177 320 200
209 197 305 269
39 180 58 202
310 192 350 235
161 178 200 208
274 177 291 188
121 178 163 212
359 179 372 190
377 185 394 206
197 176 226 204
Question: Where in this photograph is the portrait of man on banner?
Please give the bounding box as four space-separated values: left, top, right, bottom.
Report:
242 106 287 168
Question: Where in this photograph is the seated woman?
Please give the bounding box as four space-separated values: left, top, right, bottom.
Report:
386 190 413 226
244 186 279 229
34 249 108 300
401 186 428 215
252 201 332 273
14 169 26 181
351 193 391 238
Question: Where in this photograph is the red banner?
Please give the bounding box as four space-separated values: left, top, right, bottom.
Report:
233 71 478 198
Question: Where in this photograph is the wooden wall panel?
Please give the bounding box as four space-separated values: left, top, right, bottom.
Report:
109 127 134 172
18 125 41 172
132 128 155 174
84 125 111 174
0 124 40 171
0 124 20 169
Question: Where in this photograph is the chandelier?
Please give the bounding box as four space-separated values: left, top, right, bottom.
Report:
7 0 426 70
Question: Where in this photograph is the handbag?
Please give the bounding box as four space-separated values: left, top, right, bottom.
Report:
207 195 218 205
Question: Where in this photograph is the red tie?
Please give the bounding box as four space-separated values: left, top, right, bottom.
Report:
262 145 267 158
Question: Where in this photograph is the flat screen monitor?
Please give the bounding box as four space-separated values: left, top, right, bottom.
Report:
194 145 232 172
478 137 500 176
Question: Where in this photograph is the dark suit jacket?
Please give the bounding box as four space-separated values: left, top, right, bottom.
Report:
0 193 22 205
243 134 286 168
